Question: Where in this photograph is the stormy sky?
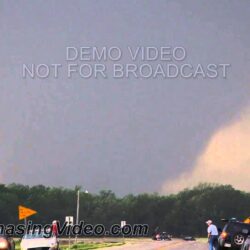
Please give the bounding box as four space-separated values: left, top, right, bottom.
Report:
0 1 249 195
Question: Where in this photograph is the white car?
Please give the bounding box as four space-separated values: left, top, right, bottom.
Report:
21 231 58 250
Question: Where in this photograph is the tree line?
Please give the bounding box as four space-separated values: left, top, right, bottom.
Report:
0 183 249 237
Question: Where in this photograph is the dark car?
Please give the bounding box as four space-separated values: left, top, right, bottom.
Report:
218 220 250 249
183 236 196 241
152 231 172 241
241 236 250 250
0 234 15 250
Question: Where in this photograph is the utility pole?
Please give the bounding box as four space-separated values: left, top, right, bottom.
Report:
76 189 80 226
75 189 88 243
75 189 80 244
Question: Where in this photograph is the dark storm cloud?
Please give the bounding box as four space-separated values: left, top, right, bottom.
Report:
0 1 249 195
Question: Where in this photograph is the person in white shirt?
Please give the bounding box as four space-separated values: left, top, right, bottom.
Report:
206 220 219 250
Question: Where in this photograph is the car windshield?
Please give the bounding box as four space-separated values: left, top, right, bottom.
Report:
23 231 49 239
223 222 250 233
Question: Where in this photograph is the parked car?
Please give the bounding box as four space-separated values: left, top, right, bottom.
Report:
0 232 15 250
21 230 58 250
218 219 250 249
183 236 196 241
152 231 172 241
241 236 250 250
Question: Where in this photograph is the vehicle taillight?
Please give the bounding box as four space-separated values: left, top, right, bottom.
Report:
0 239 8 249
221 231 228 239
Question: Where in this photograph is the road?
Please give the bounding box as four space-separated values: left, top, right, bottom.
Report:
100 239 207 250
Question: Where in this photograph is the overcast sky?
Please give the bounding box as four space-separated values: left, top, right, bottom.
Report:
0 1 250 195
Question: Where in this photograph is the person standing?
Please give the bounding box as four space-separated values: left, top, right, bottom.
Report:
52 220 59 237
206 220 219 250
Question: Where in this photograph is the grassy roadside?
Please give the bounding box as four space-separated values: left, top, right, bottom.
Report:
196 238 208 243
14 240 21 250
14 240 124 250
61 242 124 250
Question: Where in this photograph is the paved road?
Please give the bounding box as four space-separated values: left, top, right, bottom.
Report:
101 239 207 250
